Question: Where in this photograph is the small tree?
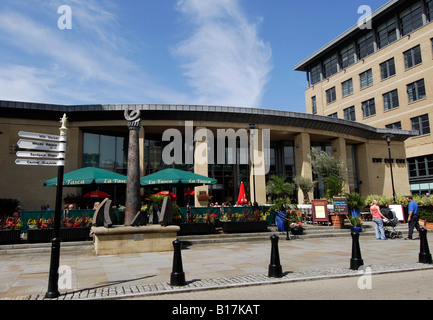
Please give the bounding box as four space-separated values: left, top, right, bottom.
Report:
266 175 295 211
309 148 345 200
293 175 315 204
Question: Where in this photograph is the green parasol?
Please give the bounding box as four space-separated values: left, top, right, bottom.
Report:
44 167 127 187
140 168 217 186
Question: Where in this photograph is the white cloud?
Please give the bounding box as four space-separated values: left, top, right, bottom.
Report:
0 0 187 105
174 0 273 108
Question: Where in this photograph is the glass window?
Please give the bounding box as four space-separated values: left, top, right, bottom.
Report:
385 122 402 130
326 87 336 104
328 112 338 118
323 54 339 79
344 106 356 121
427 0 433 21
377 18 397 48
360 69 373 89
83 133 100 168
380 58 396 80
311 96 317 114
404 45 422 69
408 154 433 178
400 3 423 36
310 63 322 85
342 79 353 97
411 114 430 135
361 98 376 118
83 133 126 172
383 89 399 111
407 79 426 102
339 44 355 69
357 32 375 59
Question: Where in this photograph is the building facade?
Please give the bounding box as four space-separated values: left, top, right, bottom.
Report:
295 0 433 195
0 100 415 211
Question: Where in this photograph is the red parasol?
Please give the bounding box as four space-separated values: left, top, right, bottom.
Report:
83 191 110 199
152 190 177 200
237 182 248 204
184 189 195 196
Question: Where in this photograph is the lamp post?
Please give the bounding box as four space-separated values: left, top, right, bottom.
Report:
384 134 396 203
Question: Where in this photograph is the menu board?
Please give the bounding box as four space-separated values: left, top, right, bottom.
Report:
312 200 329 225
333 195 349 216
388 204 405 222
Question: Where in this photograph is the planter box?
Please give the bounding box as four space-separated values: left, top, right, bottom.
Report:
426 222 433 230
61 227 91 242
178 223 216 236
0 229 21 244
331 215 345 228
27 228 53 243
290 228 303 235
27 227 91 243
222 221 268 234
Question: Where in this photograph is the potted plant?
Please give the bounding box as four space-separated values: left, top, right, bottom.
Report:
424 211 433 230
347 193 364 217
290 221 304 235
348 215 363 233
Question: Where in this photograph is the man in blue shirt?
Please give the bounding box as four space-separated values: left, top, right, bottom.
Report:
406 196 421 240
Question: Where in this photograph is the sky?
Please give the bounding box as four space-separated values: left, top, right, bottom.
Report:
0 0 388 113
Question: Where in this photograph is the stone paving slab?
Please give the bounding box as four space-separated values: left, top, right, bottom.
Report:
0 224 432 300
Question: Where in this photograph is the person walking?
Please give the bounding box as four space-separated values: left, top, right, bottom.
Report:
405 195 421 240
370 200 386 240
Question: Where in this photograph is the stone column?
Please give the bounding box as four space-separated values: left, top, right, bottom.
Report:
194 126 210 207
124 110 142 225
294 133 313 204
331 137 350 194
250 128 267 205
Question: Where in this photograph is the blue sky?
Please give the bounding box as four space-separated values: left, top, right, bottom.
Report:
0 0 387 113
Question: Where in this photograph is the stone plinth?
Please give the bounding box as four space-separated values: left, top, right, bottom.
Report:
92 225 180 255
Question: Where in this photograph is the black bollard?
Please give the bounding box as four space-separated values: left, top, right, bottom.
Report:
170 239 186 286
268 234 283 278
419 228 432 264
350 231 364 270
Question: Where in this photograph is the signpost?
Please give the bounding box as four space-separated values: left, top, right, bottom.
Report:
18 131 66 142
16 151 65 159
15 116 68 299
15 159 65 167
17 139 66 152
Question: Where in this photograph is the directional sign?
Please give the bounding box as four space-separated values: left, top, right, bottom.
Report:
18 131 66 142
16 151 65 159
15 159 65 167
17 139 66 152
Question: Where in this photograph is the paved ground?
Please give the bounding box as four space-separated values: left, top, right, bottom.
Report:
0 223 432 301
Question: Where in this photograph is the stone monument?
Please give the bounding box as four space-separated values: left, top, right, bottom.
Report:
90 108 180 255
124 109 142 226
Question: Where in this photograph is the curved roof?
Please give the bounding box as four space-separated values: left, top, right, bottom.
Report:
0 100 416 141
